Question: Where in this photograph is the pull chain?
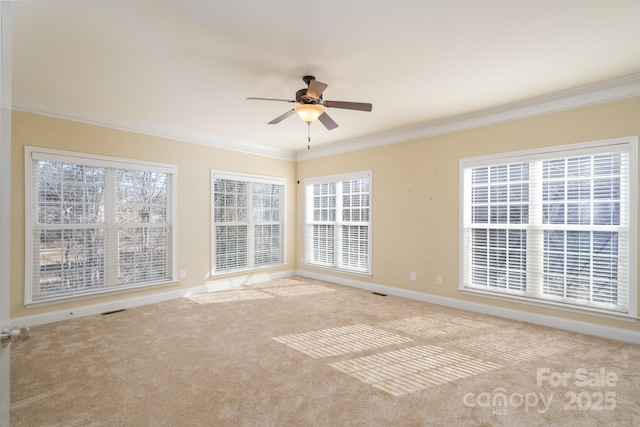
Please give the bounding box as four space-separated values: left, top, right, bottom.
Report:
307 123 311 150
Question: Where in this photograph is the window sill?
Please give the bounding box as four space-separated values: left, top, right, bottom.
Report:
212 263 286 277
459 287 639 323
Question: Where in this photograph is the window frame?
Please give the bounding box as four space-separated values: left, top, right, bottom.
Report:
304 170 372 276
459 137 638 320
25 146 177 307
210 170 286 275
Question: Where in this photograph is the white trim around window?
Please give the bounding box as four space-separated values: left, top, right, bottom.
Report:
459 136 638 320
304 170 372 276
211 170 286 275
25 146 178 307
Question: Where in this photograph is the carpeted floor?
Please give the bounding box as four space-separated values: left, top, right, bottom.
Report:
9 276 640 426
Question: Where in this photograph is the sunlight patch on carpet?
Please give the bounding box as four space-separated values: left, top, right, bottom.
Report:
249 279 305 288
10 390 61 410
186 289 274 304
330 345 503 396
380 314 491 338
450 329 584 362
273 325 412 358
263 284 337 297
276 277 311 285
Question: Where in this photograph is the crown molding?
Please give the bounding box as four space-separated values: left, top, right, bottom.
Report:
296 73 640 161
11 92 297 161
13 74 640 162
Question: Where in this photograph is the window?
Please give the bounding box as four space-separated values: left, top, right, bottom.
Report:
305 171 371 274
26 147 176 306
211 171 285 274
460 137 637 318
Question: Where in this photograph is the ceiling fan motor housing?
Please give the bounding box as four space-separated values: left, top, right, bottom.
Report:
295 88 321 104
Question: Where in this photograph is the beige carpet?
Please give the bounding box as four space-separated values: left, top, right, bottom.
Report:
10 276 640 426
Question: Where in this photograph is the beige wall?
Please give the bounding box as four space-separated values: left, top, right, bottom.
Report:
296 96 640 332
10 111 297 319
10 97 640 334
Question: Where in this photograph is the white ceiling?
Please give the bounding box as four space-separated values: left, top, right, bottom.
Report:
10 0 640 158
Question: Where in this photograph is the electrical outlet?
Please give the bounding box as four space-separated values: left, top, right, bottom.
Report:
410 272 416 281
436 275 442 285
180 270 186 279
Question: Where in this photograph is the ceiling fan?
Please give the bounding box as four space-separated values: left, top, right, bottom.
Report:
247 75 373 148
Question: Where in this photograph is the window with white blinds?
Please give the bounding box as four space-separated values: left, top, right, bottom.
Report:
26 147 176 306
305 171 371 275
211 171 285 274
460 137 638 318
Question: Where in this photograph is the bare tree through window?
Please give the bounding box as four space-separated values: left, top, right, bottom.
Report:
29 151 175 303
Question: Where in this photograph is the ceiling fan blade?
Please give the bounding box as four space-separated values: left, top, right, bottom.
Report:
268 109 296 124
307 80 328 100
247 97 296 103
323 100 373 112
318 112 339 130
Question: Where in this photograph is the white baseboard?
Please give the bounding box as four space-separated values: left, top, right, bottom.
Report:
296 270 640 345
13 268 640 345
11 270 295 327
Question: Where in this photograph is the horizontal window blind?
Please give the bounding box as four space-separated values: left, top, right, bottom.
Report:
26 147 176 305
211 171 285 274
305 171 371 275
461 138 637 317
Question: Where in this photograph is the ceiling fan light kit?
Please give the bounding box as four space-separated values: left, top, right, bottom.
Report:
295 104 324 124
247 75 373 149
